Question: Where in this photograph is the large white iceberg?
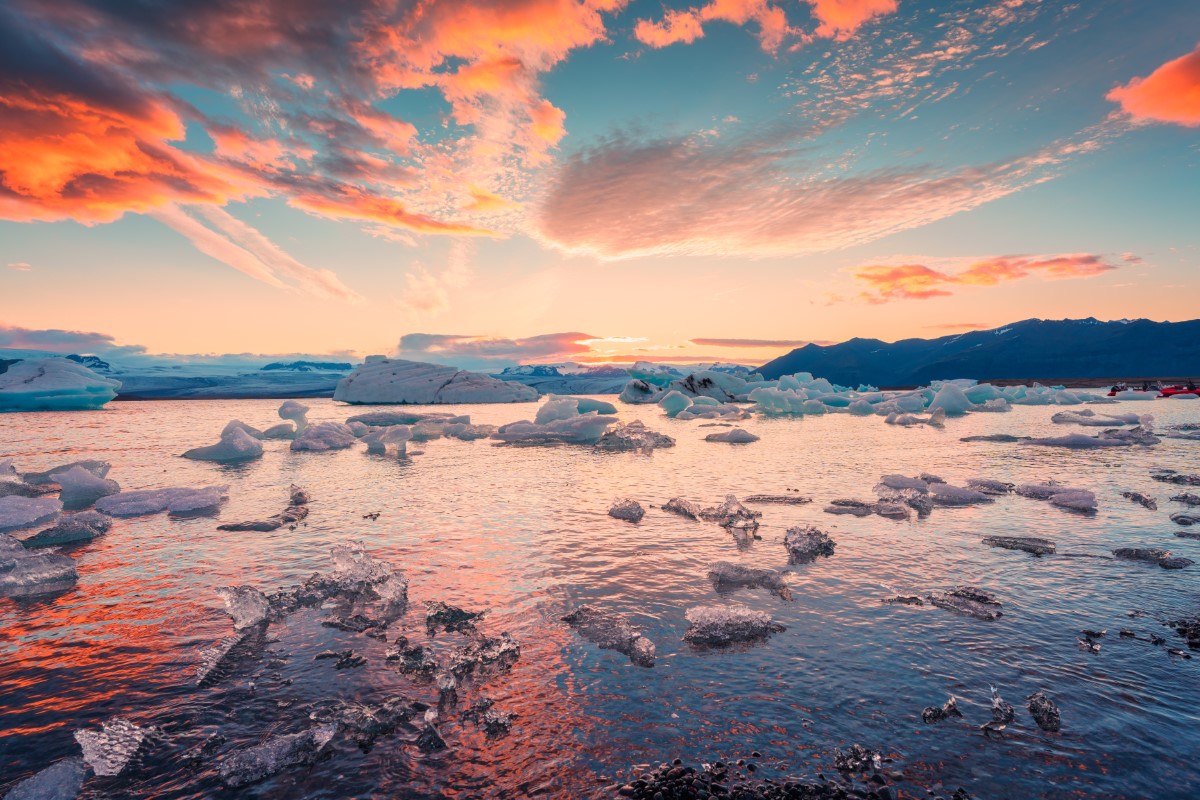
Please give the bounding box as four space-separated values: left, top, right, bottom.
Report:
0 358 121 411
334 357 537 404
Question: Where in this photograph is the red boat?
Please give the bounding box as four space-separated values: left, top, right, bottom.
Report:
1160 385 1200 398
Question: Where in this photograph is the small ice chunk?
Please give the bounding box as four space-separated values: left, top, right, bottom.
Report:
784 525 835 563
291 422 358 451
1027 691 1061 732
922 696 963 724
1122 491 1157 510
218 725 337 788
217 486 309 532
1022 433 1128 449
3 757 87 800
682 604 785 646
663 497 703 520
216 585 271 630
927 384 974 416
929 586 1003 620
182 424 264 463
494 413 615 445
1112 547 1172 564
1049 489 1097 513
658 390 693 418
878 474 928 492
331 540 394 584
562 604 656 667
608 498 645 523
708 561 792 600
74 717 147 777
704 427 759 443
983 536 1056 555
699 495 761 530
0 496 61 532
618 379 665 404
929 483 993 506
425 600 485 634
22 511 111 548
51 466 120 509
965 478 1014 495
594 420 675 451
362 424 412 455
1171 511 1200 526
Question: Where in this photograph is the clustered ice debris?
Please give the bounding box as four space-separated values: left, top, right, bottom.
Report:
0 357 121 411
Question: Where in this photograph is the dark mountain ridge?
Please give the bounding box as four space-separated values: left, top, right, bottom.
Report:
758 318 1200 386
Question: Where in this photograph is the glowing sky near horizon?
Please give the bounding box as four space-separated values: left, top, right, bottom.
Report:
1 0 1198 367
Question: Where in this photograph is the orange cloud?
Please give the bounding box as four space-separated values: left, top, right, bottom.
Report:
634 0 800 54
808 0 898 40
0 88 239 224
1107 43 1200 127
855 254 1119 303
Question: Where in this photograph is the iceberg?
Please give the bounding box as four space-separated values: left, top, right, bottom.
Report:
22 510 112 547
608 498 645 523
658 390 693 418
2 757 87 800
291 421 358 451
74 718 147 777
562 605 656 667
927 384 975 416
704 428 760 443
95 486 227 517
1 534 77 596
20 460 110 485
182 421 264 463
218 725 337 788
0 496 61 532
53 462 118 506
493 413 615 445
0 358 120 411
708 561 792 600
618 379 666 404
682 604 784 646
594 420 675 451
334 357 537 404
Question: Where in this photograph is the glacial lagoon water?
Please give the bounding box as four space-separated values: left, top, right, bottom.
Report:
2 398 1199 798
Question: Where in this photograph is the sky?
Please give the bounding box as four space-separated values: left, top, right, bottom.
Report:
2 0 1199 369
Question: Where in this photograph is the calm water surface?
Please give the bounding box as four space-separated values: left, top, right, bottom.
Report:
1 398 1199 799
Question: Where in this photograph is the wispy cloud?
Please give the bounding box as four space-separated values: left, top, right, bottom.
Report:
151 204 360 300
853 254 1119 303
6 262 32 271
398 240 475 315
397 331 600 366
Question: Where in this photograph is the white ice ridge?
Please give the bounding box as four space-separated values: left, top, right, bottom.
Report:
96 486 228 517
0 357 121 411
334 357 537 404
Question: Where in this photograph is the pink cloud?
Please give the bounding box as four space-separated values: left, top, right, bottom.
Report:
854 254 1119 303
634 0 803 54
808 0 898 40
1107 44 1200 127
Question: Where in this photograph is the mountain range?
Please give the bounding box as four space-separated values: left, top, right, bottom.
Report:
758 318 1200 386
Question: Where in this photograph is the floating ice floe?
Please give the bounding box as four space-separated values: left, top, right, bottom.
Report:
0 496 61 532
361 424 412 456
274 400 310 437
334 357 537 404
96 485 227 517
682 604 785 646
594 420 674 451
22 510 112 548
1172 511 1200 526
618 378 665 404
1152 470 1200 486
1111 547 1192 569
1051 409 1143 426
2 757 87 800
708 561 792 600
51 465 120 509
182 421 264 462
0 358 121 411
929 483 993 506
493 413 614 445
743 493 812 505
291 421 358 451
965 478 1014 495
1015 482 1097 512
216 485 310 531
562 605 656 667
1122 491 1157 510
704 427 759 443
885 409 946 427
1 532 78 596
784 525 835 563
608 498 645 523
75 717 148 777
1021 433 1130 449
218 725 338 788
